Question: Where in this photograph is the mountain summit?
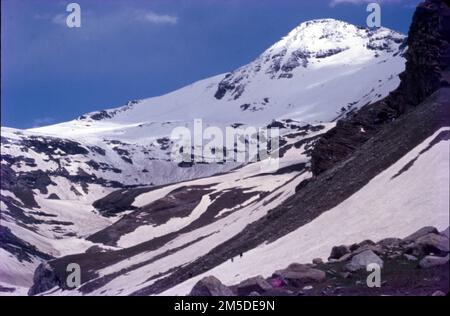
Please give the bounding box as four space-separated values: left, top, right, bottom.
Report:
29 19 405 139
214 19 404 101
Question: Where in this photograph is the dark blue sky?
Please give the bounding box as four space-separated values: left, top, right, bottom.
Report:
1 0 420 128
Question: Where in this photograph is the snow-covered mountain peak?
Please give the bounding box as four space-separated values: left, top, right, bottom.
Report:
269 18 403 54
29 19 406 144
213 19 405 101
269 19 359 52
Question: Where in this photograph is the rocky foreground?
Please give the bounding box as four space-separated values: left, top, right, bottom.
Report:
189 226 449 296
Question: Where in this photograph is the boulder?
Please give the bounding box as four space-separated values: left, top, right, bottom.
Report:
328 245 350 260
403 226 439 242
431 290 446 296
273 263 326 286
236 276 272 296
189 276 235 296
414 233 449 255
344 250 384 272
419 254 449 269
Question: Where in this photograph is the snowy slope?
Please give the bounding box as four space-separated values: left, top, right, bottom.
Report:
25 125 332 296
163 127 450 295
26 116 449 297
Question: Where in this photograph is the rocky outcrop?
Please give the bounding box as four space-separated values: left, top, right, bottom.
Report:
28 262 63 296
273 263 326 286
328 245 350 260
414 233 450 255
419 254 450 269
188 226 449 296
235 276 272 296
344 250 384 272
403 226 439 242
311 0 450 175
0 226 52 264
189 276 235 296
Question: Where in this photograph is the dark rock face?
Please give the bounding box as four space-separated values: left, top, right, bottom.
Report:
91 187 149 217
21 136 89 156
396 0 450 107
87 145 106 156
89 110 113 121
280 49 309 72
214 74 244 100
17 170 55 195
0 226 52 263
0 163 39 208
86 160 122 173
0 151 60 208
28 262 62 296
47 193 60 200
311 0 450 175
78 100 139 121
315 47 348 59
